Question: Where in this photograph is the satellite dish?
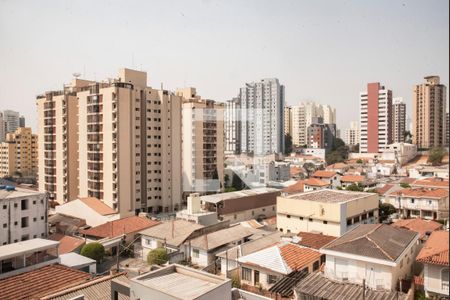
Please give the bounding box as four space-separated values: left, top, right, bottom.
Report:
73 72 81 78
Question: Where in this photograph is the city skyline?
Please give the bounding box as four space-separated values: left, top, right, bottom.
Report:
0 0 448 131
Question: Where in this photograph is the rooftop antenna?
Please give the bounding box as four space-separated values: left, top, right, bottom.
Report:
73 72 81 79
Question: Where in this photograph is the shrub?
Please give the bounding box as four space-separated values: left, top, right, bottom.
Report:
428 147 447 166
147 248 168 265
400 182 410 188
80 242 105 262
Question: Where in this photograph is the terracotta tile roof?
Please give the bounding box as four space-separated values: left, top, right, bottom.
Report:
341 175 365 183
326 163 348 169
392 219 442 239
304 178 330 187
312 170 337 178
416 231 449 266
80 216 160 238
48 233 85 254
323 224 418 261
264 216 277 226
376 184 394 195
282 180 304 194
279 243 322 271
297 232 337 249
400 177 416 184
0 264 91 300
394 188 449 199
290 166 305 176
79 197 117 216
412 178 449 189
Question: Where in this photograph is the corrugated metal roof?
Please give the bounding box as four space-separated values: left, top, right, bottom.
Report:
238 244 290 274
200 188 279 204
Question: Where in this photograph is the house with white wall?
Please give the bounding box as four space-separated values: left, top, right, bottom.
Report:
321 224 419 291
416 231 449 299
312 170 341 188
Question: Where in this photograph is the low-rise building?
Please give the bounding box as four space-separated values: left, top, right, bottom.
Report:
411 177 449 190
129 264 231 300
325 162 350 174
277 190 379 236
200 188 279 223
54 197 120 227
340 175 366 188
381 143 417 166
312 170 341 188
321 224 419 291
416 231 449 299
0 186 48 245
392 218 443 242
237 243 322 290
189 225 258 267
384 188 449 220
303 178 331 192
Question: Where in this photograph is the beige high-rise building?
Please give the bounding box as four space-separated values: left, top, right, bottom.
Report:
177 88 224 197
283 105 292 136
0 127 38 178
37 69 182 216
413 76 447 149
343 121 360 146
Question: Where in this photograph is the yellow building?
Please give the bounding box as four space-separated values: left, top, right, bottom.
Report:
0 127 38 178
277 189 379 237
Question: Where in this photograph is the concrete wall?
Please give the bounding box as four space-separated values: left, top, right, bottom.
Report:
424 263 449 297
54 199 119 227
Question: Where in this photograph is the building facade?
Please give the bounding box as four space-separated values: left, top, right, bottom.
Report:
412 76 447 148
284 105 292 136
2 110 20 136
343 121 360 146
178 88 224 196
306 117 336 151
239 78 284 155
0 187 48 245
360 82 393 153
37 69 183 216
392 97 406 143
224 97 241 154
0 127 38 178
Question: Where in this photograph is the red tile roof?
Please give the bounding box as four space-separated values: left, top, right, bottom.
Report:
326 163 348 169
79 197 117 216
304 178 330 187
80 216 160 238
395 188 449 199
412 178 449 189
290 166 305 176
297 232 337 249
282 180 304 194
48 233 85 254
0 264 91 300
341 175 365 183
312 170 337 178
392 219 442 240
416 231 449 266
376 184 394 195
279 243 322 271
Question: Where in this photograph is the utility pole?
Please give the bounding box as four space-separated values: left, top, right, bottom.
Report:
362 279 365 300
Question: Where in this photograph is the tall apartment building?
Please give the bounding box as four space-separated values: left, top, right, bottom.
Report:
392 97 406 143
178 88 224 196
37 68 183 216
0 113 4 142
290 102 336 147
239 78 284 155
446 112 449 146
412 76 447 148
359 82 393 153
343 121 360 146
306 117 336 150
0 127 38 178
224 97 241 154
2 110 20 137
284 105 292 136
19 116 25 128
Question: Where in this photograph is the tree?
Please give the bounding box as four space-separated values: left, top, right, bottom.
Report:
326 138 349 165
379 202 396 222
350 143 360 153
303 162 316 177
224 187 237 193
147 248 169 265
400 182 410 188
356 159 363 164
345 183 364 192
80 242 105 262
284 134 293 155
404 130 413 144
428 147 447 166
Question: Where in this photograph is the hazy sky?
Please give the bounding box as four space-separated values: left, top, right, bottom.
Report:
0 0 448 131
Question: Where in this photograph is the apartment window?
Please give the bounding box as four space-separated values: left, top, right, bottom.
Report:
411 199 415 204
21 217 29 228
242 267 252 281
323 221 328 224
287 215 291 218
192 249 200 258
2 205 6 209
2 224 6 228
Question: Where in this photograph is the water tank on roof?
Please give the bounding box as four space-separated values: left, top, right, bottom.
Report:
5 186 15 191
